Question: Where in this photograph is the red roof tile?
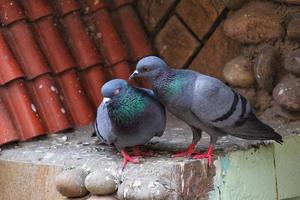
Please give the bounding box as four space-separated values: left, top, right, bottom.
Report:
5 20 51 79
52 0 80 16
60 11 102 69
88 8 128 65
33 16 77 73
112 4 154 61
0 0 26 25
0 89 19 145
81 0 107 14
109 0 133 10
110 61 134 81
27 74 72 133
20 0 52 21
0 30 24 85
56 69 95 126
3 79 46 141
80 65 108 108
0 0 154 145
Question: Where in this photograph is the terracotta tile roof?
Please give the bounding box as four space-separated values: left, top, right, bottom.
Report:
0 0 154 145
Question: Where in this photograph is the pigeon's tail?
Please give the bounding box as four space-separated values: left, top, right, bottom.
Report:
228 112 283 144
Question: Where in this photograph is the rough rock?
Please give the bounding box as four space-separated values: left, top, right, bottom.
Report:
87 196 118 200
275 0 300 5
176 0 220 39
225 0 246 10
117 178 169 200
155 16 199 68
286 13 300 40
223 56 255 88
85 170 118 195
260 103 300 122
284 48 300 76
273 75 300 112
223 2 284 43
255 89 273 113
190 26 241 80
254 45 279 92
136 0 176 33
55 169 89 198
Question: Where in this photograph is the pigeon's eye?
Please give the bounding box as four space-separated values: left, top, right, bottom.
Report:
143 67 150 72
114 88 120 95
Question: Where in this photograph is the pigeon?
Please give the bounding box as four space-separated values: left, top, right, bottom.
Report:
94 79 166 168
130 56 283 165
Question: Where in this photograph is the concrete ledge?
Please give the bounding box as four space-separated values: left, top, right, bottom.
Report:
0 114 299 200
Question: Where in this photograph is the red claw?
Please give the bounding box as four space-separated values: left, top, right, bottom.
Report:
121 150 140 169
192 145 214 166
172 143 197 158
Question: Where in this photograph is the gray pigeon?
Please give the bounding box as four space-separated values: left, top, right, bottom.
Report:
130 56 283 165
94 79 166 168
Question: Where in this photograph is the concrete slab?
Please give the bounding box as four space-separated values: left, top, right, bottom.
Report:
274 136 300 199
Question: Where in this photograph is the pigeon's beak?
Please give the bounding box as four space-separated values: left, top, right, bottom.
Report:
103 97 111 104
129 70 139 80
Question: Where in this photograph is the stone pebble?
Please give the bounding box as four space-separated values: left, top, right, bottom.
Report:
254 45 279 92
223 56 255 88
87 195 118 200
273 75 300 112
284 48 300 76
55 169 89 198
117 178 168 200
85 170 118 195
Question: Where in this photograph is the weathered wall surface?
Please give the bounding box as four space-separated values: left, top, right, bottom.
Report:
0 160 63 200
210 136 300 200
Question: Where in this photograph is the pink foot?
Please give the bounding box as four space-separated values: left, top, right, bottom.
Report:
132 146 154 157
172 143 197 158
121 150 140 169
192 146 214 166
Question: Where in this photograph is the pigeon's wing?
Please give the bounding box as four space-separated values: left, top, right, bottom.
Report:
95 101 117 145
190 74 282 142
190 75 251 129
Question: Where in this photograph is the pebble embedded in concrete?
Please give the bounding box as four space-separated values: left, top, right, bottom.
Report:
273 75 300 112
284 48 300 76
254 45 278 93
55 169 89 198
87 196 118 200
117 178 169 200
255 89 273 112
85 170 118 195
223 56 255 88
286 13 300 40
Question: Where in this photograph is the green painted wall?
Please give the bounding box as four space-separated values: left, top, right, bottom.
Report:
210 136 300 200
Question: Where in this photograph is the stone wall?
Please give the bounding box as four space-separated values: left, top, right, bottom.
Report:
136 0 300 120
136 0 241 80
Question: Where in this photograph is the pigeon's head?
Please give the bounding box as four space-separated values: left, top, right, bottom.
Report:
101 79 128 103
129 56 169 80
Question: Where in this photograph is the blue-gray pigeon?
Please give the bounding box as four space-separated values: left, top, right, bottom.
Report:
94 79 166 168
130 56 283 165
